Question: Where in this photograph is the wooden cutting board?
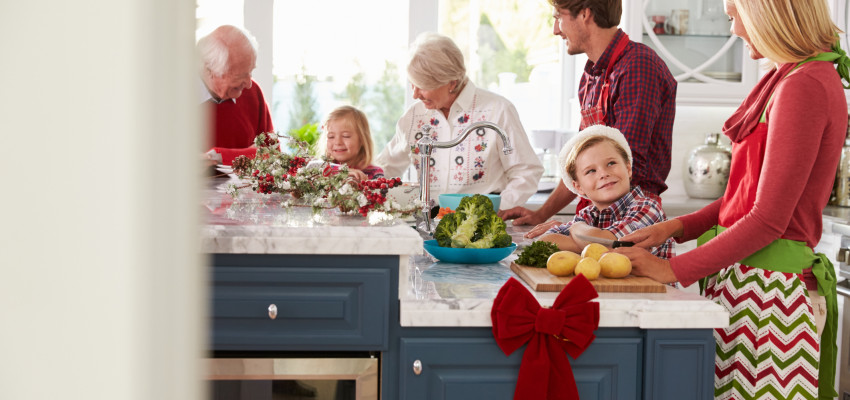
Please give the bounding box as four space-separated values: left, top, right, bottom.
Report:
510 262 666 293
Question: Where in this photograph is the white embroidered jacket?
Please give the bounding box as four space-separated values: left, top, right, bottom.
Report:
376 82 543 209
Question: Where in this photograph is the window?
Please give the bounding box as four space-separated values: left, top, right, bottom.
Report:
197 0 573 155
272 0 410 154
195 0 244 40
436 0 564 132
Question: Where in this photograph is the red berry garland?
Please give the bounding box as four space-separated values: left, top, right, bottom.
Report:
356 177 403 216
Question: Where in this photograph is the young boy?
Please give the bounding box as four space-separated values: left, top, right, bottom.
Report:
539 125 674 258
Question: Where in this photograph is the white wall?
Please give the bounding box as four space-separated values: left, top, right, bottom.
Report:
665 105 737 197
0 1 204 399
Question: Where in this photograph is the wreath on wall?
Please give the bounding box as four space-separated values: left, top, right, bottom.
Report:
226 133 422 218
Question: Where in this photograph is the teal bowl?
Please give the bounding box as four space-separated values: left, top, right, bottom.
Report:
423 240 517 264
438 193 501 211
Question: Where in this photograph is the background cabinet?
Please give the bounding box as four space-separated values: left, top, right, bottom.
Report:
622 0 759 106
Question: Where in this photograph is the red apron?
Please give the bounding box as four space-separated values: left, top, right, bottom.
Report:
575 35 629 211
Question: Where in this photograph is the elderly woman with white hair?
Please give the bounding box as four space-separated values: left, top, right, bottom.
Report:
375 33 543 210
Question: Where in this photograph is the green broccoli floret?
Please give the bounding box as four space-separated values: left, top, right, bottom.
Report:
466 213 512 249
434 212 458 248
433 194 512 249
450 195 494 247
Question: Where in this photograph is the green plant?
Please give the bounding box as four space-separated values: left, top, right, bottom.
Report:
288 64 319 133
288 122 321 156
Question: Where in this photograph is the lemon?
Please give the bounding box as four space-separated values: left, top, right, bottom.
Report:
599 252 632 278
547 251 581 276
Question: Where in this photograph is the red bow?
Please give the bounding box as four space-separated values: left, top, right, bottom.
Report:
491 276 600 400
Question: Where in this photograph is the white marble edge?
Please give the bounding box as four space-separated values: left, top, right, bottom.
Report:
201 224 422 255
399 253 730 329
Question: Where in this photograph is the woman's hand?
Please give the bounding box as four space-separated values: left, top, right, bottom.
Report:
613 247 678 284
619 219 683 249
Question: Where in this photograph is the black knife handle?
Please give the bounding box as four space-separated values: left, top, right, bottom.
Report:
612 241 634 248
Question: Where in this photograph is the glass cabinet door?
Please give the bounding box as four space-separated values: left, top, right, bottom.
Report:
622 0 759 106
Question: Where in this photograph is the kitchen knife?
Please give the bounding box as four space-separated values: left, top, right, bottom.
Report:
573 233 634 248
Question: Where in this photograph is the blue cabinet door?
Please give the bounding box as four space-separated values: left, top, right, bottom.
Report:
399 334 642 400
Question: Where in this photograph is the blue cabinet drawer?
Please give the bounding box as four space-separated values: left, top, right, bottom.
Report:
399 335 642 400
212 266 390 351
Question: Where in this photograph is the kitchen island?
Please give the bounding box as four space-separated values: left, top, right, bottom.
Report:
203 177 729 400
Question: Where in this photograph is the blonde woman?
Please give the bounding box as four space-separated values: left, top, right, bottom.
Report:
375 32 543 210
616 0 849 398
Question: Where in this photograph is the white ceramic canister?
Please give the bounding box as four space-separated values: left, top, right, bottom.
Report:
684 132 731 199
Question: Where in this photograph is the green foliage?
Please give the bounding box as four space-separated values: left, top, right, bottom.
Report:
288 64 319 133
366 61 405 154
434 194 511 249
336 64 368 108
288 123 321 156
515 241 560 268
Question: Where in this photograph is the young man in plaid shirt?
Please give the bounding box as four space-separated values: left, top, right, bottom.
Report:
500 0 677 239
538 125 674 259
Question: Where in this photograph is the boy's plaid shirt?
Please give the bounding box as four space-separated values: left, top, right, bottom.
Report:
547 186 674 259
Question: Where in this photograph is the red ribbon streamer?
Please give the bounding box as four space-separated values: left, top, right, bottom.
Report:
491 276 600 400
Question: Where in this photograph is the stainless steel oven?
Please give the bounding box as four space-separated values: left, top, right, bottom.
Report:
207 357 379 400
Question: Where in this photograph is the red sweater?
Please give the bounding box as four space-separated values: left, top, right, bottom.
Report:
672 61 848 287
206 80 274 150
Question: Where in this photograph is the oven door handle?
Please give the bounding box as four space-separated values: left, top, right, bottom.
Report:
836 280 850 298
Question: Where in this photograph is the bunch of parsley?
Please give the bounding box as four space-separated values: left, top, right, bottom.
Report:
514 241 560 268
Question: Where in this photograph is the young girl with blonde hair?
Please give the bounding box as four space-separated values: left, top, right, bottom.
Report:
319 105 384 181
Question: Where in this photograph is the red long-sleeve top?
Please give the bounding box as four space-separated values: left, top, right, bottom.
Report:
671 60 848 288
205 80 273 164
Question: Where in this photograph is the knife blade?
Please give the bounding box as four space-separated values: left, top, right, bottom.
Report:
573 233 634 248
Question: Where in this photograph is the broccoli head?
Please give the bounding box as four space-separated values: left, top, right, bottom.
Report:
434 194 512 249
434 212 458 248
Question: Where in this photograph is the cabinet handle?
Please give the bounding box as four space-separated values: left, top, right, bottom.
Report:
412 359 422 375
268 304 278 320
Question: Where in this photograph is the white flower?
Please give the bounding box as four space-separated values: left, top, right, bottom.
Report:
357 193 368 207
281 180 291 190
338 183 353 195
226 184 239 198
313 197 329 207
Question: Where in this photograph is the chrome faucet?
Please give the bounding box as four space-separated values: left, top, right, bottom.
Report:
416 121 513 233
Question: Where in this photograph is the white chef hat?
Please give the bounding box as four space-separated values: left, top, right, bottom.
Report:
558 125 633 198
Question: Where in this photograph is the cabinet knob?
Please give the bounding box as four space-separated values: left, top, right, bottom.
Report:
268 304 278 320
412 359 422 375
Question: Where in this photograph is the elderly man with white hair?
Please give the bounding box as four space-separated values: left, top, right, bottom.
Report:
198 25 273 164
375 32 543 211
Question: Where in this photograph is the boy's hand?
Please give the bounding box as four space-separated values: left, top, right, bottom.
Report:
523 220 563 238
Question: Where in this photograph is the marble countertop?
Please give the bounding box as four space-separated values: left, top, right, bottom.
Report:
201 177 422 255
399 219 730 329
201 176 728 329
